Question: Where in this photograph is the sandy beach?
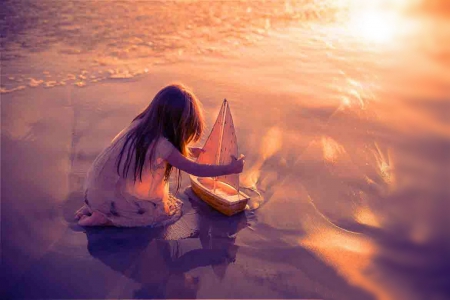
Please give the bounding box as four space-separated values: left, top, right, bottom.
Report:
1 1 449 299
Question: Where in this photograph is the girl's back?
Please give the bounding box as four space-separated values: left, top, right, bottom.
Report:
84 119 182 227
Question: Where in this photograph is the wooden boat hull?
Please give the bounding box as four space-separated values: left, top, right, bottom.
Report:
190 176 250 216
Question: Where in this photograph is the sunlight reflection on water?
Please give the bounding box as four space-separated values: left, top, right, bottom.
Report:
1 0 427 93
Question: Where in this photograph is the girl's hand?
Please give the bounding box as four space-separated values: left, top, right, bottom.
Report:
166 147 244 178
227 154 245 174
190 147 205 158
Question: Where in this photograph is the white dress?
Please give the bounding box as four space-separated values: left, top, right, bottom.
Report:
81 120 183 227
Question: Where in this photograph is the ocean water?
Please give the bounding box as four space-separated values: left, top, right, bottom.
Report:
1 1 449 299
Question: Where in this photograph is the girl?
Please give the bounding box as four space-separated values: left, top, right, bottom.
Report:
74 84 245 227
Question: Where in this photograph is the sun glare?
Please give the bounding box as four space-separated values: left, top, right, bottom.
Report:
340 0 412 44
347 10 397 44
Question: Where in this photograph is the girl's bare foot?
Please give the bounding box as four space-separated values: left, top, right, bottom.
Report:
74 205 91 220
78 211 114 227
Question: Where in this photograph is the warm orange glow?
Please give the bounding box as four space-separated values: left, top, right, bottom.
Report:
241 127 282 190
348 11 396 44
0 0 446 299
355 206 381 227
300 229 390 300
321 136 345 163
261 127 283 160
372 143 395 186
340 0 413 44
241 165 261 191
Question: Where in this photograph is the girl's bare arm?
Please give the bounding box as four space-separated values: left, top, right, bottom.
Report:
166 148 244 177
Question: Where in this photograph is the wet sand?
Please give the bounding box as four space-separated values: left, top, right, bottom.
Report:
0 65 375 299
2 1 450 299
2 51 449 299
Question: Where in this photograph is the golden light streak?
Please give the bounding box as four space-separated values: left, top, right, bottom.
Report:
355 206 381 228
372 143 395 186
347 11 397 44
241 127 282 190
321 136 346 163
300 229 390 300
340 0 413 44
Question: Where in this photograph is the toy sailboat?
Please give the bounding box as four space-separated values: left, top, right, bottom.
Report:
190 99 250 216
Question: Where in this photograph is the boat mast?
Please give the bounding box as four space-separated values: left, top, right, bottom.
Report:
214 99 227 192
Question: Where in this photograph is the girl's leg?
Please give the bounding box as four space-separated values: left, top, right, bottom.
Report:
74 204 91 220
78 211 114 227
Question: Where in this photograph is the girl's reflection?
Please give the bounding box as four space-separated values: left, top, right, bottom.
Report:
85 193 248 298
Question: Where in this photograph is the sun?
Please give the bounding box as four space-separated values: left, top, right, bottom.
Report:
347 10 397 44
341 0 413 44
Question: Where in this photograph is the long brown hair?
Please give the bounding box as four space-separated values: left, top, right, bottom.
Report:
116 83 204 192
